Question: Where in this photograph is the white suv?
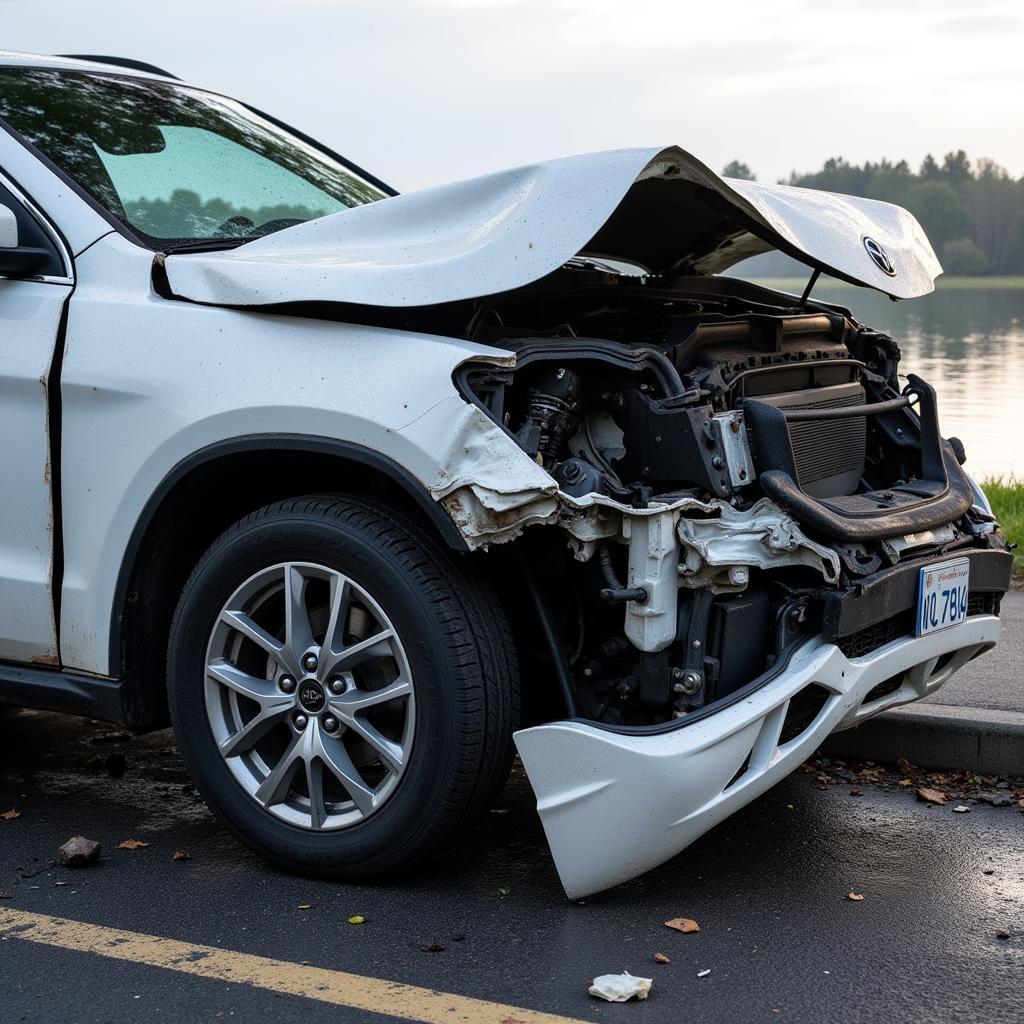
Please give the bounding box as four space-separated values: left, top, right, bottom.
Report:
0 52 1011 898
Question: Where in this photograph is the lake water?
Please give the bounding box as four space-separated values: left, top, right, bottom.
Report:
773 283 1024 480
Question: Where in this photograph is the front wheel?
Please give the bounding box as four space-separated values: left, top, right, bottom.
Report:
167 495 518 878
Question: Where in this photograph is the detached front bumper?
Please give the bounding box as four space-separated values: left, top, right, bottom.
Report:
514 614 1000 900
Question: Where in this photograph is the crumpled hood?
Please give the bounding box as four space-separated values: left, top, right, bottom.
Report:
162 145 941 308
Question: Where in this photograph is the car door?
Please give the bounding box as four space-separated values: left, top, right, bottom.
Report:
0 172 72 664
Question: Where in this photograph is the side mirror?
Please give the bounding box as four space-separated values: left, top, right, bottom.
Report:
0 203 49 277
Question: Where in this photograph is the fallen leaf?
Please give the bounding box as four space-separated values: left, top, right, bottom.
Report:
348 915 365 925
952 805 971 814
664 917 700 933
653 952 671 964
171 850 190 861
916 787 946 805
1 809 21 820
996 930 1010 940
697 969 711 978
297 904 312 910
897 757 915 775
849 788 862 797
58 836 102 868
847 892 865 901
498 887 511 896
117 839 150 850
898 779 913 787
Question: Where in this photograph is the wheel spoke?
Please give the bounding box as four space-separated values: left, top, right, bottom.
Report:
342 716 405 774
219 610 296 676
218 698 294 758
314 729 376 815
322 574 352 661
322 629 395 677
328 678 411 715
254 732 304 807
284 564 316 658
305 756 330 830
207 659 280 703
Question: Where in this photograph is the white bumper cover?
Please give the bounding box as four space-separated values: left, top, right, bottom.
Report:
514 615 1000 899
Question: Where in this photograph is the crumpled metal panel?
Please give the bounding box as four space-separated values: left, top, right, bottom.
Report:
163 146 941 309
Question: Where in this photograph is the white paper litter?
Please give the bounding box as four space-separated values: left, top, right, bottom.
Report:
588 971 654 1002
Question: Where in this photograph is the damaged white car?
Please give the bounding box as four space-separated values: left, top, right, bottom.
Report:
0 53 1012 898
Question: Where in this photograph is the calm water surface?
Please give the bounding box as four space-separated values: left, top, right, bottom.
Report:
808 284 1024 480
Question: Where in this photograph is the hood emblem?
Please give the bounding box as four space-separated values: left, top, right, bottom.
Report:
863 236 896 277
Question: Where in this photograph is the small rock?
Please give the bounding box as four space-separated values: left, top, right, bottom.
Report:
653 952 671 964
979 793 1014 807
58 836 101 868
847 892 865 901
849 788 862 797
422 943 445 953
664 916 700 933
996 931 1010 940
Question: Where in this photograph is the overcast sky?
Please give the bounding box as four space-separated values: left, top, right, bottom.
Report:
3 0 1022 192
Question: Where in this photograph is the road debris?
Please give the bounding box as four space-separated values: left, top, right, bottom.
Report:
697 969 712 978
117 838 151 850
847 892 865 902
953 805 971 814
297 904 312 910
665 917 700 933
588 972 653 1002
1 809 21 820
348 915 365 925
422 943 445 953
58 836 101 867
652 953 671 964
996 931 1010 940
802 757 1024 810
171 851 190 861
849 788 862 797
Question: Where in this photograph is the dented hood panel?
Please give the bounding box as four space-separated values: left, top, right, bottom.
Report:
163 145 941 308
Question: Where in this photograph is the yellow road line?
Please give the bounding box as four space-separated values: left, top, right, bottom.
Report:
0 908 587 1024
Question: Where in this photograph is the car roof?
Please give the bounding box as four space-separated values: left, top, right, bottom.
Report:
0 50 178 82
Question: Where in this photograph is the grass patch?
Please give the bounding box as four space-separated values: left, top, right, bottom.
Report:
982 477 1024 578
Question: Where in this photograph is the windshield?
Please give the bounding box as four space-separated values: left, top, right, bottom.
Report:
0 68 388 247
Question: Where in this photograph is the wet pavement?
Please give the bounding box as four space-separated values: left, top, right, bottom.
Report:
1 706 1022 1023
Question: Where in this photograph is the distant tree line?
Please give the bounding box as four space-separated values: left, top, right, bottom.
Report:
721 154 1024 275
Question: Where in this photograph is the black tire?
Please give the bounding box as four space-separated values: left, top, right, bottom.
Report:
166 494 519 878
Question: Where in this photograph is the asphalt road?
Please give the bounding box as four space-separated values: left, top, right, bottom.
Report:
1 707 1022 1024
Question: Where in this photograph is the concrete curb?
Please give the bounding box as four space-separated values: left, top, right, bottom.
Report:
822 703 1024 776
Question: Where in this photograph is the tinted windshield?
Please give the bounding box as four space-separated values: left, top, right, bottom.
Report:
0 68 387 247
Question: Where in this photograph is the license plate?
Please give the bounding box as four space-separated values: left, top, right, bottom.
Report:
916 558 970 636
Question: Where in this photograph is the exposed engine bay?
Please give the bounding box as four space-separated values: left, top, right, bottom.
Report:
455 269 1005 729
